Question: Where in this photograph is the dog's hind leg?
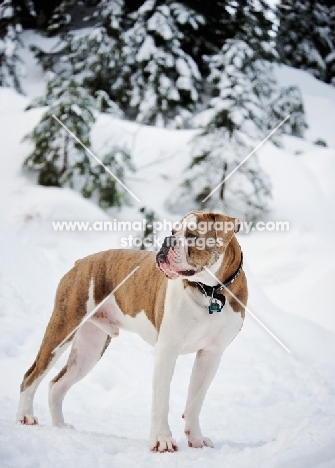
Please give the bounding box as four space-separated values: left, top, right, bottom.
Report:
48 321 111 428
17 265 94 425
17 338 72 425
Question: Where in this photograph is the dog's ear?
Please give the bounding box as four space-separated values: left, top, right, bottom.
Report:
233 218 241 233
213 214 240 234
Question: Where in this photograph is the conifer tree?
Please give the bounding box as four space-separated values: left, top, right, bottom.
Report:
32 0 125 114
276 0 333 82
121 0 203 126
0 0 23 92
23 72 96 187
168 40 273 222
80 146 134 209
23 72 133 208
31 0 214 126
169 39 307 222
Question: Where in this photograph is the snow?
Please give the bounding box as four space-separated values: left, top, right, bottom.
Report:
148 9 174 41
1 34 335 467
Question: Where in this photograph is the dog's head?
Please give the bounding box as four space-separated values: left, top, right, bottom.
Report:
156 211 240 279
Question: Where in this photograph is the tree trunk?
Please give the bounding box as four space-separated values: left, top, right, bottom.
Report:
219 161 228 201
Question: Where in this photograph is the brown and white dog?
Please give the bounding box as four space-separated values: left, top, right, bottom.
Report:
17 211 247 452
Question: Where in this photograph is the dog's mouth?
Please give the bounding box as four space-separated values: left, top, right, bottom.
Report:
177 269 196 276
156 254 196 279
156 238 197 279
155 260 179 279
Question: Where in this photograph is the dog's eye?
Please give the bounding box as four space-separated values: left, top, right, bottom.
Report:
186 232 197 239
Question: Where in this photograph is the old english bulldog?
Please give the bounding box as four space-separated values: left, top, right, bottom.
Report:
17 211 247 452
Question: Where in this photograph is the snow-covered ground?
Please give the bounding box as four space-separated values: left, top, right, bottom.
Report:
0 33 335 467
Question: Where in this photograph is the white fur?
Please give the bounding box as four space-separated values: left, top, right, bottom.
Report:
90 292 157 346
148 277 243 450
86 279 95 316
49 321 109 427
120 311 157 346
16 342 70 424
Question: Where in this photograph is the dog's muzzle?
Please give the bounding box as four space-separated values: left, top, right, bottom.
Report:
156 236 196 278
156 236 176 270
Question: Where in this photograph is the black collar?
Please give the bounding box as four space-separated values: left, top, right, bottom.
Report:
195 251 243 302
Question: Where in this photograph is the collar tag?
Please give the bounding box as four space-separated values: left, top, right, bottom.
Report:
208 297 225 314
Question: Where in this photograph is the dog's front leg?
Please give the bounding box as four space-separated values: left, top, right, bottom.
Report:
150 342 179 452
183 348 223 448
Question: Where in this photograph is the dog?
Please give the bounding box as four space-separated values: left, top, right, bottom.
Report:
17 211 247 452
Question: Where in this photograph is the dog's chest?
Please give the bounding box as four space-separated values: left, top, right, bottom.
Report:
162 280 243 354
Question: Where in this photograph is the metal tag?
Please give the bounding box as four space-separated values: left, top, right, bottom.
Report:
208 298 224 314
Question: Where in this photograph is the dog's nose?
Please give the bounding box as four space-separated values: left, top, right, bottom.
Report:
156 251 167 263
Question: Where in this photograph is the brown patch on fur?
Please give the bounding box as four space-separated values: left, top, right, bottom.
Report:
100 336 112 358
21 249 167 393
214 236 247 318
80 249 167 331
20 261 94 391
51 365 68 384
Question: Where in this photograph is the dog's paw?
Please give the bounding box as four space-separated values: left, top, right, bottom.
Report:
53 422 75 429
185 431 214 448
150 436 178 453
18 414 38 425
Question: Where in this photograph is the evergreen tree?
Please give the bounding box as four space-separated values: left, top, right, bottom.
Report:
206 39 277 145
23 72 96 187
23 72 133 208
32 0 234 127
80 146 134 209
121 0 203 126
169 39 307 222
168 40 274 222
0 0 23 92
31 0 125 114
276 0 333 83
